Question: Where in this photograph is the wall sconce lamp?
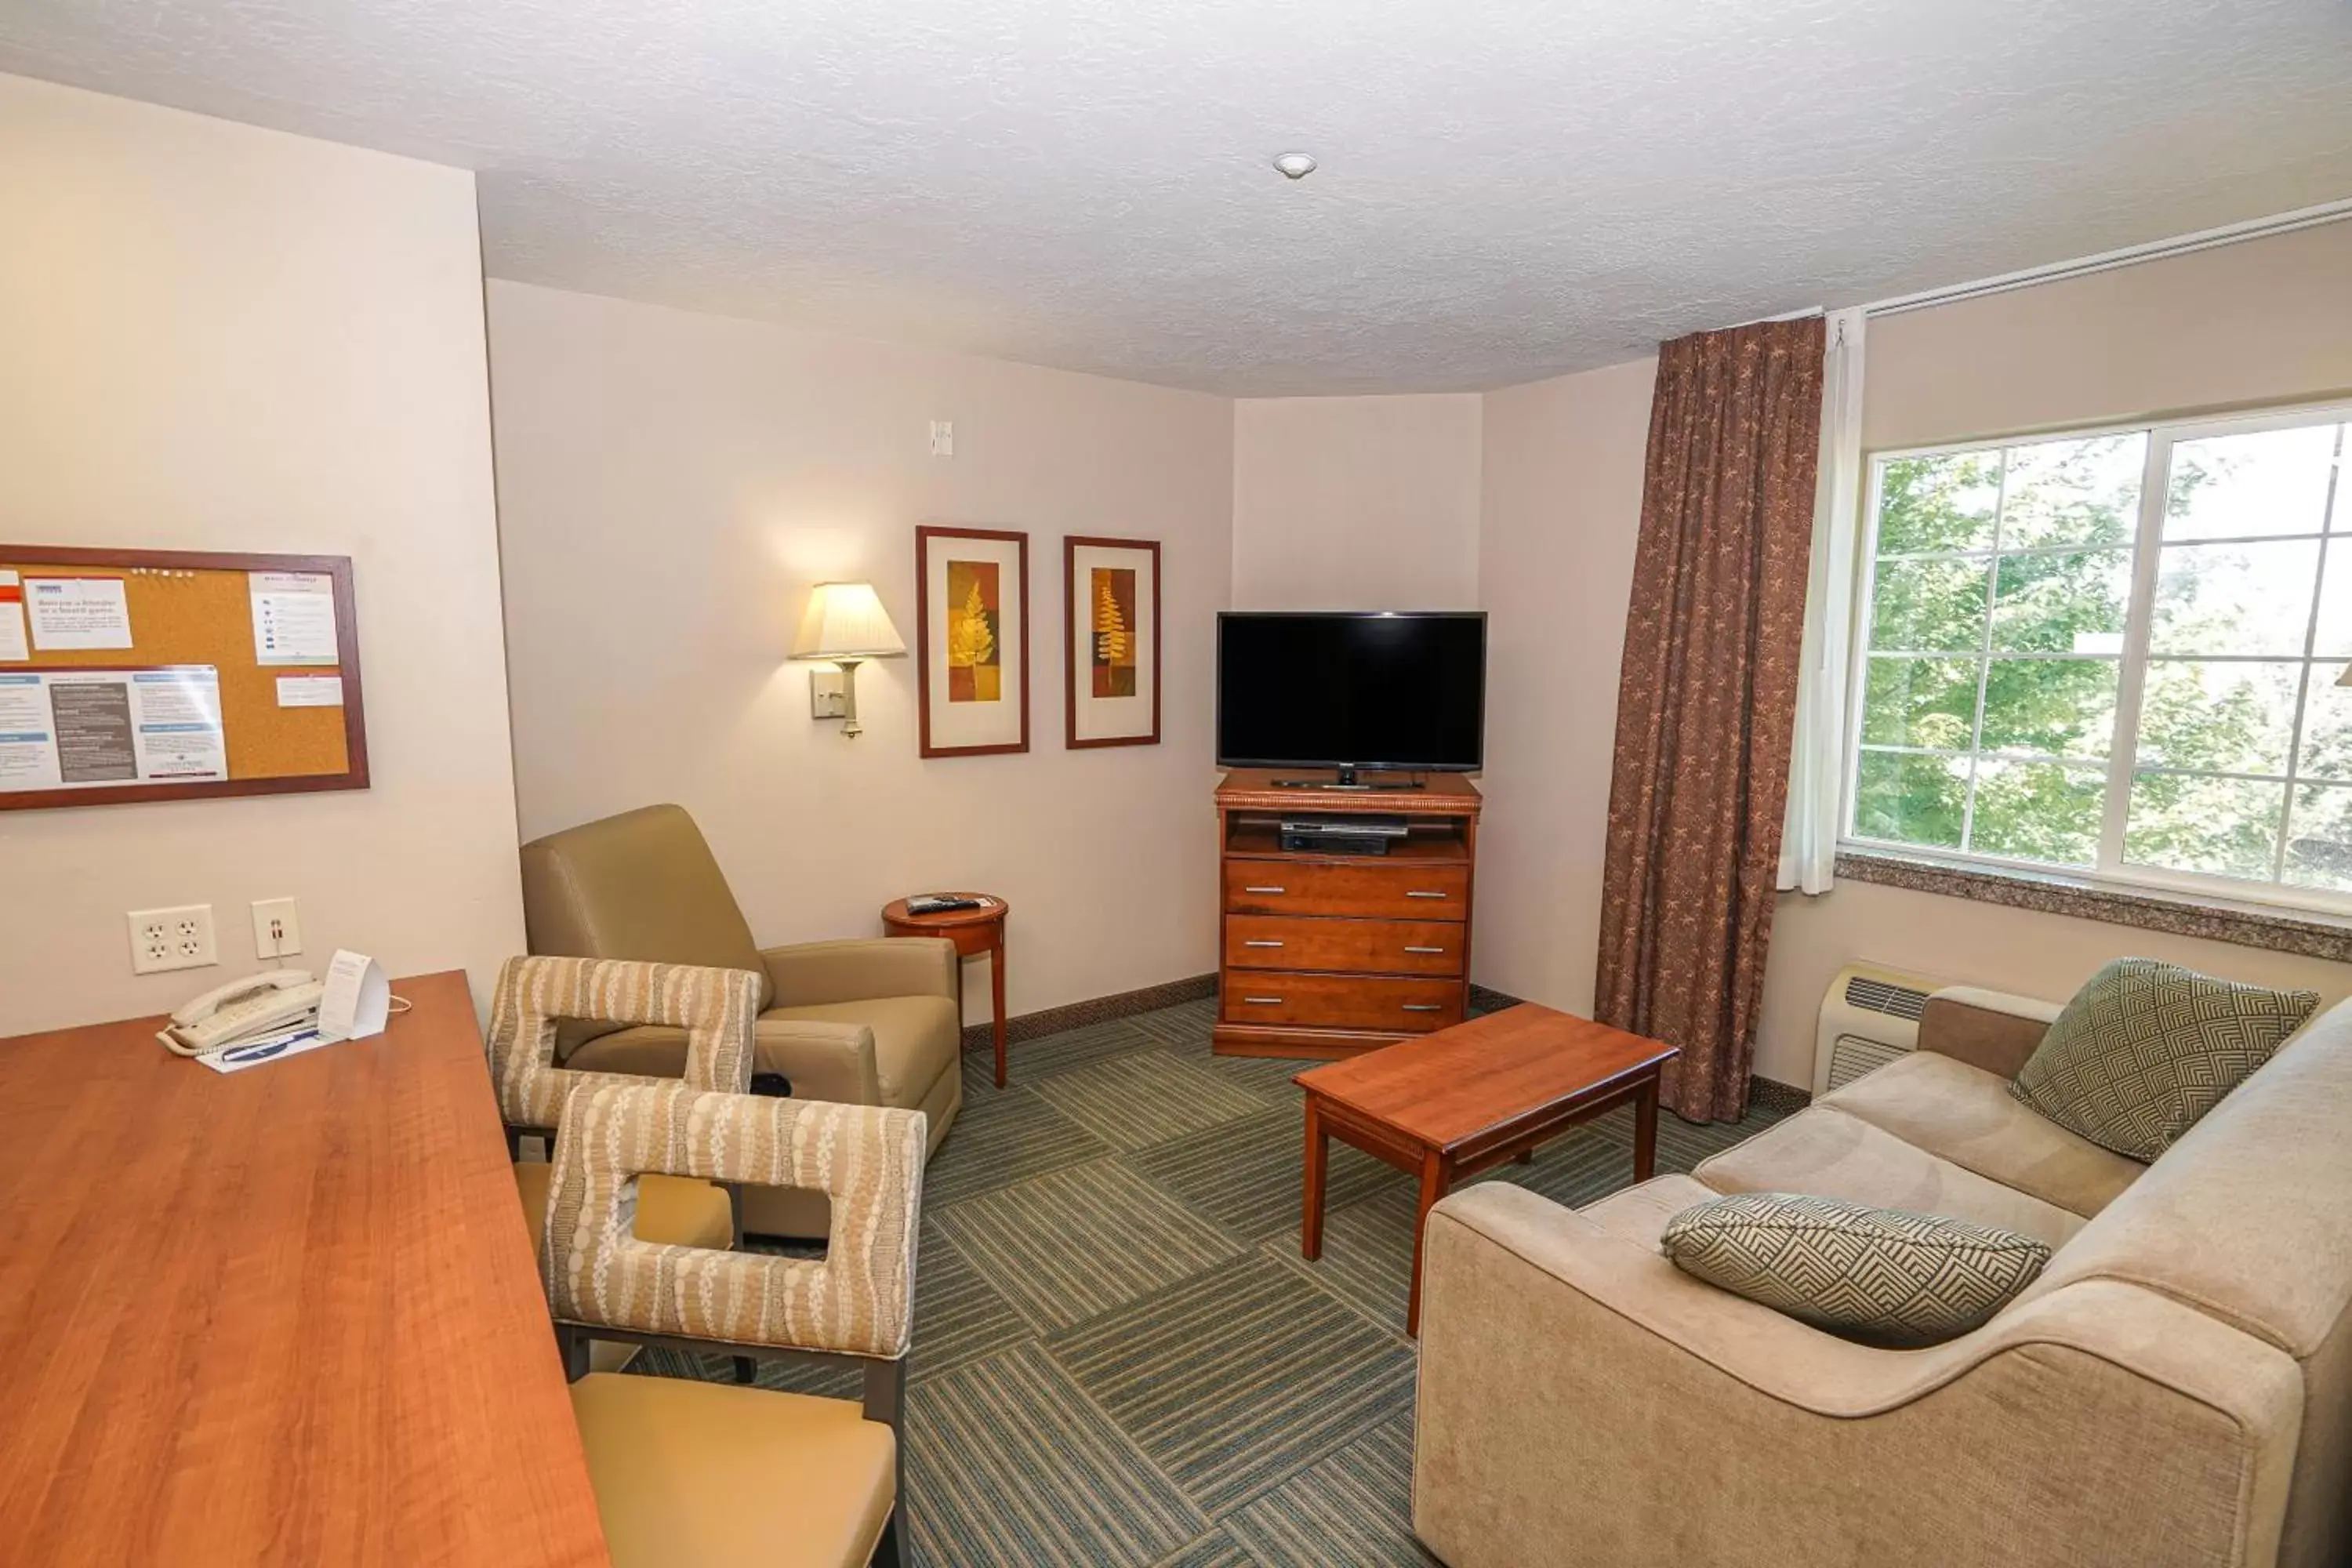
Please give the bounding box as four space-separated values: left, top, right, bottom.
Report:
792 581 906 739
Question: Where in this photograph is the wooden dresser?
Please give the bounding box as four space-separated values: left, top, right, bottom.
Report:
1214 768 1483 1058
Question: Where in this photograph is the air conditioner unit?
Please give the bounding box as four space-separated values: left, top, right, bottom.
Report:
1813 962 1947 1099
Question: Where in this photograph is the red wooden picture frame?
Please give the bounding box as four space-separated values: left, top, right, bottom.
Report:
1063 535 1161 750
914 524 1030 758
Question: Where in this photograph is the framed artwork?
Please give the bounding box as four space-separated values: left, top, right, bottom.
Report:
1064 535 1160 749
915 525 1029 757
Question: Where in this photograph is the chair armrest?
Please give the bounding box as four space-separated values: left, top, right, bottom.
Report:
1414 1183 2301 1568
762 938 959 1007
754 1016 883 1105
485 955 760 1131
543 1082 927 1359
1917 985 2063 1079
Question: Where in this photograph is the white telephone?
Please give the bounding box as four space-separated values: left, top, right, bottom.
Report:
158 969 325 1056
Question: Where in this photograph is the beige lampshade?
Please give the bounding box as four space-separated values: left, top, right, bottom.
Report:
792 581 906 659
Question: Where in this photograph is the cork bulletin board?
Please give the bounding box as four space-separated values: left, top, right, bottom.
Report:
0 546 368 811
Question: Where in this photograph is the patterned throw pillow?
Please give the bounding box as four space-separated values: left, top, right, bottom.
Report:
2009 958 2318 1162
1661 1192 2051 1347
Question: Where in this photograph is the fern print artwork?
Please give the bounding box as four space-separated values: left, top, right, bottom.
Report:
946 559 1001 702
1091 567 1137 698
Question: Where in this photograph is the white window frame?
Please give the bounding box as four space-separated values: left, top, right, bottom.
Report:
1840 397 2352 920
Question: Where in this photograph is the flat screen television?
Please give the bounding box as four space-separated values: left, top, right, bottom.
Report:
1217 612 1486 780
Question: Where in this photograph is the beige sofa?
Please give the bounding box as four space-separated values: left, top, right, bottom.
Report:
519 803 963 1236
1414 985 2352 1568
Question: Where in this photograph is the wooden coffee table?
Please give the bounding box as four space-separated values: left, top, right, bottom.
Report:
1295 1004 1679 1337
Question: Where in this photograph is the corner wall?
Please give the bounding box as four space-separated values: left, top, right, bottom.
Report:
485 281 1235 1021
1231 394 1482 609
0 74 523 1034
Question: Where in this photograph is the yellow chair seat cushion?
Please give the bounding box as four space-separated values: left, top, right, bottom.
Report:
513 1160 735 1254
569 1373 896 1568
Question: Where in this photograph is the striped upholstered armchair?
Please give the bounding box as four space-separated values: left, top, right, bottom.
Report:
539 1079 927 1568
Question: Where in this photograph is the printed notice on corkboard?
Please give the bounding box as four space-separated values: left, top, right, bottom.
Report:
0 546 368 812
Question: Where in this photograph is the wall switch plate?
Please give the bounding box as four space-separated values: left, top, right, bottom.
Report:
129 905 217 975
810 669 848 719
929 419 953 457
251 898 301 959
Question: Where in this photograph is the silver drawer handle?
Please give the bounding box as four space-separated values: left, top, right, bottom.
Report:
1403 945 1446 954
1243 940 1285 948
1404 890 1449 899
1402 1004 1443 1012
1242 996 1284 1005
1243 885 1287 895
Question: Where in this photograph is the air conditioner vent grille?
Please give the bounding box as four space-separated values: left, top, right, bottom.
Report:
1843 976 1929 1021
1826 1033 1911 1093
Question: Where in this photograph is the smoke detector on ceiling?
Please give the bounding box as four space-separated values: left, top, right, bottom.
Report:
1272 152 1318 180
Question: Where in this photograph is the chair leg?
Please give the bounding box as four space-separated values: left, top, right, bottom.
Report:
864 1358 909 1560
554 1323 590 1383
871 1509 909 1568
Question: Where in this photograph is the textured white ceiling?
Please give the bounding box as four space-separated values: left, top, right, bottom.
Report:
5 1 2350 394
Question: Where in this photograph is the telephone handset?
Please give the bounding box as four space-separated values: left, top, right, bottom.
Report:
158 969 325 1056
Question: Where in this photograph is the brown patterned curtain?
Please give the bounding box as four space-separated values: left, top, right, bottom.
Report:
1595 318 1825 1121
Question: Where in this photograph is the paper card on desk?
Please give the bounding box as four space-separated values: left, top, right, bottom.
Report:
196 1027 336 1075
317 949 390 1043
250 572 339 666
26 576 132 651
276 673 344 708
0 572 28 662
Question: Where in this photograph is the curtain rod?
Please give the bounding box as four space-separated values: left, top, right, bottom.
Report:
1861 198 2352 318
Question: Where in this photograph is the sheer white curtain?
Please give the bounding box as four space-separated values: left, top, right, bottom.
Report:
1778 307 1867 895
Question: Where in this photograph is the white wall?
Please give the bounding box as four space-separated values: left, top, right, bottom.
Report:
0 74 522 1036
485 281 1233 1021
1231 394 1482 609
1472 359 1657 1015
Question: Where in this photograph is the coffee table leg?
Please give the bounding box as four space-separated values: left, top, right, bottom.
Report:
1301 1098 1328 1261
1407 1150 1450 1340
1633 1072 1660 1181
989 931 1008 1088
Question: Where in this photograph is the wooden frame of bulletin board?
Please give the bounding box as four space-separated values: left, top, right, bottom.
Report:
0 546 368 812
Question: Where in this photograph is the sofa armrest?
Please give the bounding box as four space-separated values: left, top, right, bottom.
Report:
1413 1182 2300 1568
1916 985 2063 1079
761 938 959 1008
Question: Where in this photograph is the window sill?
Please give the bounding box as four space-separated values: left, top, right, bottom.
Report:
1827 849 2352 965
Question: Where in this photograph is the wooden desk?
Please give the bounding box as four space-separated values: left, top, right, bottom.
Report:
1295 1004 1678 1337
0 971 610 1566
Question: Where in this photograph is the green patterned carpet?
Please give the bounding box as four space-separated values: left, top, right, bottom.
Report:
634 996 1783 1566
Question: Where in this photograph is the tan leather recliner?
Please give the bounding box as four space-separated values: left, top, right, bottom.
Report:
519 803 962 1237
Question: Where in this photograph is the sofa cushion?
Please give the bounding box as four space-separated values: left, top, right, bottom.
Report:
2011 958 2318 1161
1694 1105 2087 1250
1661 1190 2052 1347
1822 1051 2145 1219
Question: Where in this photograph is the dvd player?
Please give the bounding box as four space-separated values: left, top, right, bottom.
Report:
1278 814 1410 856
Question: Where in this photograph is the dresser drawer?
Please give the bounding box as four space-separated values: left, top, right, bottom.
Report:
1225 915 1465 977
1221 973 1465 1033
1222 861 1470 921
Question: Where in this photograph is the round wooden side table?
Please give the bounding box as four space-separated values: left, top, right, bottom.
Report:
881 894 1010 1087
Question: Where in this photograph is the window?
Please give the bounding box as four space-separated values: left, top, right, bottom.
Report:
1847 403 2352 909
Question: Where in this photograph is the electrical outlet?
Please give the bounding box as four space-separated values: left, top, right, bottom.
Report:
129 905 217 975
929 419 953 457
251 897 301 959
